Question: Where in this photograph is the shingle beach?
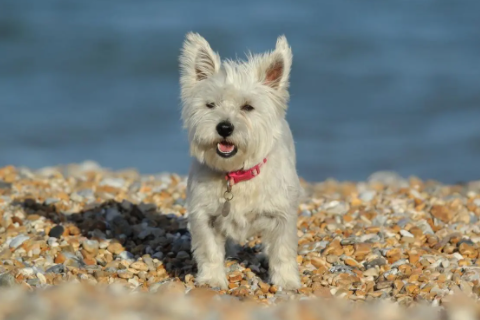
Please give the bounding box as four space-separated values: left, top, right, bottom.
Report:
1 162 480 319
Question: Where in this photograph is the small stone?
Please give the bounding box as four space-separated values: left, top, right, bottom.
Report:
258 281 270 293
0 273 15 287
400 230 414 238
300 210 312 217
375 281 392 290
48 225 64 238
55 253 66 264
311 257 325 269
117 270 133 279
231 286 249 297
329 265 354 275
360 191 376 202
118 251 134 261
459 243 478 258
405 283 419 295
36 273 47 285
176 251 190 260
68 225 81 235
9 235 30 249
45 198 60 205
354 243 372 258
107 242 125 255
324 201 349 215
344 258 359 267
84 257 96 266
431 205 453 223
105 208 122 222
82 240 99 254
394 279 404 291
298 287 313 295
364 258 386 269
0 249 11 259
408 253 420 264
228 282 238 289
391 259 408 268
100 177 125 189
130 261 149 272
363 268 379 277
326 255 339 264
228 272 243 282
46 264 65 274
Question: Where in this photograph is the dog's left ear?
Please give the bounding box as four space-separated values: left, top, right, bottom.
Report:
260 35 293 91
180 33 221 95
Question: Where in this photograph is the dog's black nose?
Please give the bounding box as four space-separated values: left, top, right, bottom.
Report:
216 121 234 137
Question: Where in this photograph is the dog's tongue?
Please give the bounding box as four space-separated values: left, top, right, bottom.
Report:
218 142 234 153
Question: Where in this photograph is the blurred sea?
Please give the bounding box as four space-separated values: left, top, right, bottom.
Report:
1 0 480 183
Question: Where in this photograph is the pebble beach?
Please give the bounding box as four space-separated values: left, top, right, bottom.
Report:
1 162 480 319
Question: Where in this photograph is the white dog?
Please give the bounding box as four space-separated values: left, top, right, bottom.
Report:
179 33 301 290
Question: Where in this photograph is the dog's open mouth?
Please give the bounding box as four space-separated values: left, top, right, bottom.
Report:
216 141 237 158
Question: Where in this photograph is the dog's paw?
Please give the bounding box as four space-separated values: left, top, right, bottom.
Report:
270 264 301 291
196 271 228 290
271 273 301 291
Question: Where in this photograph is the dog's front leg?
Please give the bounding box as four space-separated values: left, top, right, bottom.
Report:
189 214 228 289
262 214 301 290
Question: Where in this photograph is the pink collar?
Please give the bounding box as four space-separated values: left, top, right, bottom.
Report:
225 158 267 185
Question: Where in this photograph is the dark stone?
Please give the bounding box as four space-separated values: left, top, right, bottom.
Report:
177 228 189 236
329 265 355 275
46 264 65 274
363 258 387 269
171 238 191 253
48 225 64 238
111 216 132 237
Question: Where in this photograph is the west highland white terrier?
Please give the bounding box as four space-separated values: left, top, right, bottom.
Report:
179 33 301 290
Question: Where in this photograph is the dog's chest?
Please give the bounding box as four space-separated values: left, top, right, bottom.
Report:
213 180 264 242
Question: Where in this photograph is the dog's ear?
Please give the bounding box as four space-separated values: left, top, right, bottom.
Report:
180 33 220 91
259 35 292 91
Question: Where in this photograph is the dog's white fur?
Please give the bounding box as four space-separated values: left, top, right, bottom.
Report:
180 33 301 290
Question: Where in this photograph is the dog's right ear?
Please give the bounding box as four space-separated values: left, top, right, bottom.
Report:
180 33 220 93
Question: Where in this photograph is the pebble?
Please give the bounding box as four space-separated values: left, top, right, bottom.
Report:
9 235 30 249
46 264 65 274
400 230 414 238
82 240 99 254
360 191 376 202
0 273 15 287
329 265 354 275
99 177 125 189
48 225 64 238
105 208 122 222
118 251 134 261
107 243 124 255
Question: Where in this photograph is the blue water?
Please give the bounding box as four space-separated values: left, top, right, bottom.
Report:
1 0 480 183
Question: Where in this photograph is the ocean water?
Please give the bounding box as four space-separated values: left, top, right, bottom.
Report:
1 0 480 183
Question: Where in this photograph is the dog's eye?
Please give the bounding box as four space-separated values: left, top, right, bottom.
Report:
241 104 254 112
206 103 215 109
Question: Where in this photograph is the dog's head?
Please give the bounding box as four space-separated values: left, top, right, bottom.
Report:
179 33 292 172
